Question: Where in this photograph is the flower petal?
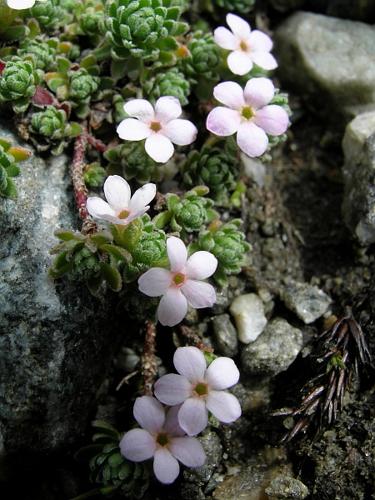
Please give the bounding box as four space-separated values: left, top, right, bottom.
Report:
157 288 188 327
7 0 35 8
103 175 131 211
227 50 253 76
178 398 208 436
164 405 185 437
226 13 251 38
205 357 240 390
206 107 241 137
138 268 171 297
244 77 274 109
163 119 198 146
251 51 278 71
86 197 116 221
133 396 165 433
236 122 269 158
254 105 289 136
154 373 192 406
248 30 273 52
155 96 182 123
167 236 187 272
214 26 238 50
130 183 156 212
181 280 217 309
173 346 206 381
145 134 174 163
186 251 218 280
206 390 241 423
169 437 206 467
117 118 151 141
213 81 245 109
123 99 154 122
120 429 156 462
153 448 180 484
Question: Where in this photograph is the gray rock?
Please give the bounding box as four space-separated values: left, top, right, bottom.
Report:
265 475 309 499
212 314 238 357
342 111 375 245
230 294 267 344
275 13 375 117
270 0 375 21
241 318 303 376
0 125 121 458
281 281 332 324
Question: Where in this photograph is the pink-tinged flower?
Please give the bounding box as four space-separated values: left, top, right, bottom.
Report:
87 175 156 226
206 78 289 158
154 347 241 436
116 96 197 163
138 237 218 327
7 0 47 9
120 396 206 484
214 13 277 76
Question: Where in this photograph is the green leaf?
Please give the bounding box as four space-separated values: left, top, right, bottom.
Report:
166 193 179 211
100 262 122 292
108 452 124 468
153 211 172 229
67 122 82 138
8 146 31 162
54 230 84 242
101 244 132 263
57 57 71 73
1 177 17 199
5 164 20 178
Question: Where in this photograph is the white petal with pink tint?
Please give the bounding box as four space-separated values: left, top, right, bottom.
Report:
103 175 131 211
169 437 206 467
186 251 218 280
133 396 165 433
167 236 187 272
237 121 269 157
227 50 253 76
244 77 274 109
182 280 216 309
124 99 154 122
206 107 241 136
252 51 278 70
213 81 245 109
154 374 192 406
157 288 187 327
248 30 273 53
163 405 186 437
226 13 251 38
178 398 208 436
254 105 289 135
206 391 242 423
116 118 151 141
145 134 174 163
153 448 180 484
173 346 207 381
214 27 238 50
120 428 156 462
7 0 36 9
87 197 116 221
130 183 156 212
138 268 171 297
163 119 198 146
155 96 182 123
205 358 240 390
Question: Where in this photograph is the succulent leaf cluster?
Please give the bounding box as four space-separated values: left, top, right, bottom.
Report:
0 138 30 199
0 57 40 113
144 67 191 105
28 0 67 31
180 31 221 83
212 0 255 14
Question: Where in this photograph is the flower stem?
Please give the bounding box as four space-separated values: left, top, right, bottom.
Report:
179 325 213 352
141 320 158 396
86 133 108 153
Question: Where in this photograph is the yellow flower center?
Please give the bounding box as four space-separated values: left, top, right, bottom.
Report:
156 433 169 447
240 40 249 52
194 382 208 397
150 121 162 133
241 106 255 120
173 272 186 287
118 209 130 219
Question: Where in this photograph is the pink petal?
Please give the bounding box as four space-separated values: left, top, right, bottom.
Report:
129 183 156 212
227 51 253 76
205 358 240 390
154 373 192 406
138 267 171 297
145 134 174 163
157 288 188 327
251 52 278 71
155 96 182 123
163 119 197 146
236 122 269 157
181 280 217 309
133 396 165 433
173 346 206 382
206 390 241 423
120 428 156 462
153 448 180 484
244 77 274 109
167 236 187 272
254 105 289 136
164 405 186 437
123 99 155 122
213 81 245 109
214 26 238 50
248 30 273 52
117 118 151 141
178 398 208 436
103 175 131 211
226 13 251 38
206 107 241 137
169 437 206 467
86 197 116 221
186 251 218 280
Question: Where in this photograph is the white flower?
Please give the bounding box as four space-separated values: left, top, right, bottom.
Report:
138 236 218 327
120 396 206 484
214 13 277 76
206 78 289 158
116 96 198 164
6 0 47 9
86 175 156 226
154 346 241 436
